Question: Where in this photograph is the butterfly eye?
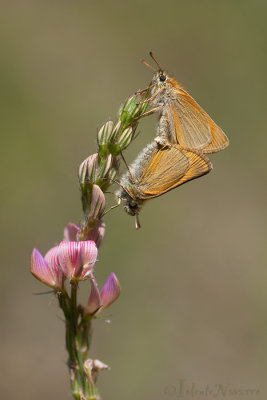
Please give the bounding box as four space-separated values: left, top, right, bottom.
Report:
159 74 166 82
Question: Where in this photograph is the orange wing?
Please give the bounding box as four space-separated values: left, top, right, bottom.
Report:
137 145 212 199
168 88 229 153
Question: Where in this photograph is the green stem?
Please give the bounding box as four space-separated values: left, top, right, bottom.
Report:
70 281 88 396
57 290 81 398
57 273 98 398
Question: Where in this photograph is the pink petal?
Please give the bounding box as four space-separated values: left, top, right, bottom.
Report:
63 223 79 242
79 154 98 183
98 154 113 178
58 241 98 280
86 220 106 248
31 248 57 288
99 273 120 311
88 185 106 219
97 121 114 145
44 246 64 287
111 121 122 138
58 241 82 278
86 274 101 314
80 241 98 279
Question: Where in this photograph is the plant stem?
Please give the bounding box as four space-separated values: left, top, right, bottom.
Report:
70 282 88 396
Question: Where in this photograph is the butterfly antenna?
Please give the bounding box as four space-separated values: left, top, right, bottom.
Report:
120 151 136 184
141 58 157 72
102 177 129 194
149 51 163 72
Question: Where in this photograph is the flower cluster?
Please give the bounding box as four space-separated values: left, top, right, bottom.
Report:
30 90 148 400
31 223 120 314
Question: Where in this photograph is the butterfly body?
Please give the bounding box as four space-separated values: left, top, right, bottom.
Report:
116 141 212 228
142 65 229 153
115 53 228 228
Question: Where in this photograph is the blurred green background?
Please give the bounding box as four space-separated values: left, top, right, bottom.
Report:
1 1 266 399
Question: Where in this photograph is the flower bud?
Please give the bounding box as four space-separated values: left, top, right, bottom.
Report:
88 184 106 220
85 272 120 315
111 121 122 141
119 91 150 124
117 126 133 150
99 272 120 312
108 166 118 182
63 222 79 241
79 154 98 185
86 220 106 248
97 121 114 146
31 247 64 290
118 95 138 124
98 154 112 179
79 154 113 193
86 274 101 314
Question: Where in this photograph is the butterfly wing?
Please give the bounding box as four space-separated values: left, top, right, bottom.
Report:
168 88 229 153
137 145 212 199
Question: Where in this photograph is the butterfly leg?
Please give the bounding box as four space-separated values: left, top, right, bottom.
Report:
135 105 163 120
120 151 136 184
138 87 165 105
102 197 121 217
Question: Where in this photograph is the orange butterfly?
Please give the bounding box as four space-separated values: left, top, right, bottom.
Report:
139 52 229 153
116 141 212 229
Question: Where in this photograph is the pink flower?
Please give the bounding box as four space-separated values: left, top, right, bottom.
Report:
86 275 101 314
31 247 64 290
58 241 98 280
64 221 105 248
86 272 120 315
88 185 106 220
85 220 106 248
63 223 79 241
100 273 120 311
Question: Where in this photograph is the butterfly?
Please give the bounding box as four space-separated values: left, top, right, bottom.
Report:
116 141 212 229
138 52 229 153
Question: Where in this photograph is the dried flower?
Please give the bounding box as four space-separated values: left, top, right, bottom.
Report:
84 358 110 384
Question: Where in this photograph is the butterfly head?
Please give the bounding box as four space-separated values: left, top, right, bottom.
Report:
151 70 169 86
115 186 142 217
142 52 179 92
